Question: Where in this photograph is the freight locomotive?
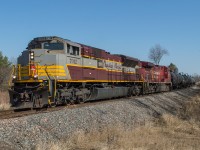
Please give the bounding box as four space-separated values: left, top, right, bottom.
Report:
9 36 195 108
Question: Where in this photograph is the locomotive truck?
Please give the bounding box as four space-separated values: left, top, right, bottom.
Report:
8 36 193 109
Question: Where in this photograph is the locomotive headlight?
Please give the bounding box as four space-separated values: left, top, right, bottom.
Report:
30 51 34 60
12 75 16 79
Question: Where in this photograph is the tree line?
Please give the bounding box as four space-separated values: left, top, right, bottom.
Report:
0 51 12 90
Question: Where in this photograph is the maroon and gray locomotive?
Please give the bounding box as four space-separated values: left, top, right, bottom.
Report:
9 36 195 109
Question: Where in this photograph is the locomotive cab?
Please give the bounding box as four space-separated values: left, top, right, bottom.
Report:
10 36 82 108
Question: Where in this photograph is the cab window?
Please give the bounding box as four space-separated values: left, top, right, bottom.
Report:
67 44 79 56
44 43 64 50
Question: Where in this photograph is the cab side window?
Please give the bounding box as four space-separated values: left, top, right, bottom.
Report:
67 44 70 54
72 46 79 55
67 44 79 56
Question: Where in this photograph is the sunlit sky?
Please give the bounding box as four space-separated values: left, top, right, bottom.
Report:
0 0 200 74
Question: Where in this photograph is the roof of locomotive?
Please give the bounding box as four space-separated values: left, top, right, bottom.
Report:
27 36 139 63
140 61 155 68
27 36 77 49
29 36 119 52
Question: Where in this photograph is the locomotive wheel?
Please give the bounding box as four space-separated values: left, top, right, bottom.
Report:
75 95 86 104
76 92 90 103
69 97 75 105
75 98 81 104
127 88 132 97
33 95 42 108
132 86 140 96
82 92 91 102
12 96 20 107
69 99 74 105
136 86 141 96
62 98 69 106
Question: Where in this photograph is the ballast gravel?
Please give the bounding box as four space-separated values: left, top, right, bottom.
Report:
0 87 199 150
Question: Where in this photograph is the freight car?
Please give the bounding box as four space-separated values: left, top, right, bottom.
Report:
8 36 192 109
171 72 195 89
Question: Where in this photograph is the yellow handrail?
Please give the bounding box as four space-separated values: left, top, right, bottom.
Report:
18 64 21 80
28 63 30 76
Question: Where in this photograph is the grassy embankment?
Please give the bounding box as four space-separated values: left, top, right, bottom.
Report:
1 84 200 149
37 84 200 150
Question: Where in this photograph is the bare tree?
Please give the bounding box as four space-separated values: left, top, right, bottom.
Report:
148 44 168 65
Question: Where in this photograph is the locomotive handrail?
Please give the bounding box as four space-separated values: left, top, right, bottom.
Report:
43 65 58 102
28 63 30 76
17 64 21 80
36 63 38 77
51 76 57 99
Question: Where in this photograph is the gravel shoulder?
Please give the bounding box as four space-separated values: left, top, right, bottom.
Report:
0 87 199 150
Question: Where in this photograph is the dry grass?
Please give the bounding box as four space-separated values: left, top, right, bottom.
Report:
0 91 10 110
36 117 200 150
196 82 200 87
36 95 200 150
179 96 200 122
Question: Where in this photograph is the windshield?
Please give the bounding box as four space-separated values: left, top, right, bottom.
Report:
44 43 64 50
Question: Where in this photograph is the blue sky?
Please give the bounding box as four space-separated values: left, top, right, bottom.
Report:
0 0 200 74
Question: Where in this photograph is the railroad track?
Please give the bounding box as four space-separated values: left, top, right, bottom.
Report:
0 96 134 120
0 108 46 120
0 87 199 120
0 104 88 120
